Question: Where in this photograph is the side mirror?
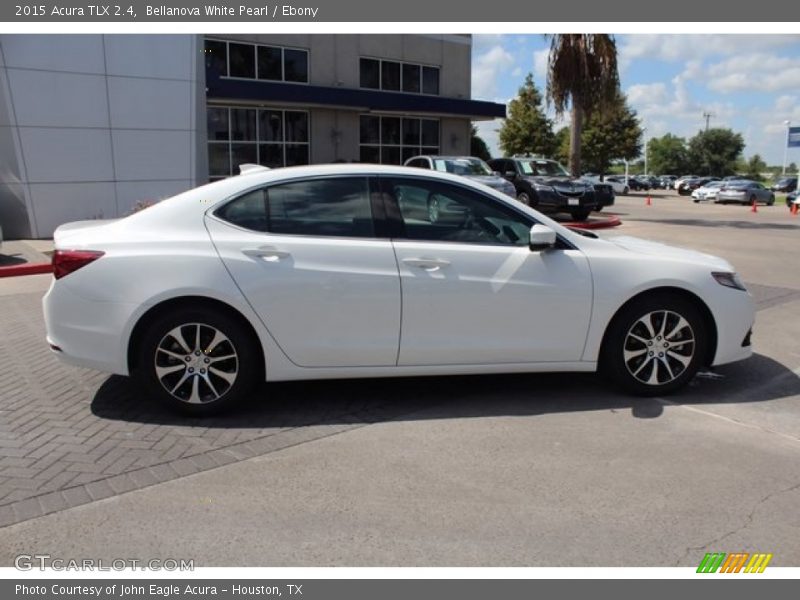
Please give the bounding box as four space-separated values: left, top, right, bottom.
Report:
504 170 517 179
529 224 557 252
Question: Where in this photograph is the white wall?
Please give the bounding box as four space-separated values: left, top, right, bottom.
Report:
0 34 205 238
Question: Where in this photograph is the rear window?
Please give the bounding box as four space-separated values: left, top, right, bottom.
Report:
216 177 374 238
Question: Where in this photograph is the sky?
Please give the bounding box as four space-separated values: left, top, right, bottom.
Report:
471 34 800 168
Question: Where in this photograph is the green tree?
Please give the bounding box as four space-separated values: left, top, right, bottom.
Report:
648 134 689 175
553 126 570 165
498 73 555 157
546 34 619 176
687 128 745 176
470 124 492 161
744 154 767 181
579 89 642 176
788 162 798 174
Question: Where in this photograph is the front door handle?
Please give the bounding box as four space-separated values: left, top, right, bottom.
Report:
402 258 451 271
242 247 291 262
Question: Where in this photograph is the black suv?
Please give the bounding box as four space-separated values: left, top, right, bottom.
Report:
488 157 607 221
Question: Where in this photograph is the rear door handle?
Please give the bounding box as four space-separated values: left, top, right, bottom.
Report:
402 258 450 271
242 247 291 262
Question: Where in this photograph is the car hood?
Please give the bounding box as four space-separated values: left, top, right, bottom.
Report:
524 176 591 191
606 235 732 270
467 175 512 189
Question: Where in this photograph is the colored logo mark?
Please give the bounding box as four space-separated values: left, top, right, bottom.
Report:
696 552 772 573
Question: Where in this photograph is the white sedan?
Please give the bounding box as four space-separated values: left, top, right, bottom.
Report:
692 181 724 202
582 175 629 195
43 164 754 415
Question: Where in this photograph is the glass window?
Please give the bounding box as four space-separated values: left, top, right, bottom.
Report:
230 108 256 141
360 146 380 163
207 107 309 177
229 43 255 78
422 120 439 147
381 147 401 165
259 144 283 168
284 111 309 142
259 110 283 142
360 116 380 144
381 117 401 145
360 58 380 89
267 178 374 237
285 144 309 166
208 144 231 177
257 46 282 80
381 61 401 91
402 119 420 146
217 189 269 232
284 49 308 83
402 63 420 93
385 178 531 246
207 107 229 141
205 40 227 77
422 66 439 95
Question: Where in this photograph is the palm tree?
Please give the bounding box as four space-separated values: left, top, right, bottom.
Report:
546 35 619 176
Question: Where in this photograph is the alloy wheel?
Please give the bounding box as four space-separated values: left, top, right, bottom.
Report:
623 310 695 386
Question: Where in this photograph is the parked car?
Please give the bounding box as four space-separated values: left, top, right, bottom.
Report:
716 180 775 205
674 175 699 190
627 176 652 191
43 163 754 414
691 181 724 203
404 155 516 198
771 176 797 193
488 157 600 221
657 175 677 189
785 189 798 208
588 175 629 196
679 177 719 196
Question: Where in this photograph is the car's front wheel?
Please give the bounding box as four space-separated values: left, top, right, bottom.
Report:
601 293 707 396
517 191 532 206
137 308 261 415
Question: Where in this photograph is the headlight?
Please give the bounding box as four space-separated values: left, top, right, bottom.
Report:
534 184 554 192
712 271 747 291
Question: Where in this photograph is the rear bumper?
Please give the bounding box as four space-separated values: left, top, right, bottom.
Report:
43 280 135 376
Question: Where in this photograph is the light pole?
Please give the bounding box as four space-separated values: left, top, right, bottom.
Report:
643 129 649 177
783 120 791 176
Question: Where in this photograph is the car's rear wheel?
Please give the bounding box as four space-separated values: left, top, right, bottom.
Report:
622 186 629 196
569 209 591 222
768 195 775 206
601 293 707 396
137 308 260 415
517 191 532 206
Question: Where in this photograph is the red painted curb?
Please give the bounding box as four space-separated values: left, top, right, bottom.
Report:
562 215 622 229
0 262 53 278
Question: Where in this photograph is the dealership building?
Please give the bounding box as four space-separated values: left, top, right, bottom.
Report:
0 34 504 239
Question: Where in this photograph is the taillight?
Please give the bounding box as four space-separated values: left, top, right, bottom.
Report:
52 249 105 280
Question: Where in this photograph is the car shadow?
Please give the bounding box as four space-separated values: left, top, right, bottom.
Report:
91 353 800 428
0 254 27 266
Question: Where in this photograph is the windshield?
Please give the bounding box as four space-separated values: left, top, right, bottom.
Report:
517 159 570 177
433 158 493 176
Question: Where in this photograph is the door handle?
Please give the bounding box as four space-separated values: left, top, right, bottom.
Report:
242 247 291 262
402 258 450 271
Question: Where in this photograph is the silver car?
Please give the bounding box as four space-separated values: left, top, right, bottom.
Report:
716 180 775 206
405 155 516 198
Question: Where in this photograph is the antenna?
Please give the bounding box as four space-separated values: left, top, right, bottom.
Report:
703 111 714 132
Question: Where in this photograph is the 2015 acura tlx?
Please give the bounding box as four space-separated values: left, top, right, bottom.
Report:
43 164 754 415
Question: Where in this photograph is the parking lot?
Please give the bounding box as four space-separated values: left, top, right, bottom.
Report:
1 189 799 567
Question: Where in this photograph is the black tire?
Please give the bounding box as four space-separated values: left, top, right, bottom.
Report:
768 195 775 206
600 293 708 396
517 191 532 206
622 186 629 196
569 209 591 222
136 308 261 416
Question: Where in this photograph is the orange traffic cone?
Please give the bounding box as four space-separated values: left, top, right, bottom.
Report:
646 194 652 206
792 202 798 216
750 199 758 213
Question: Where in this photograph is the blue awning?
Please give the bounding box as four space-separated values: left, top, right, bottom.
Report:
206 72 505 120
